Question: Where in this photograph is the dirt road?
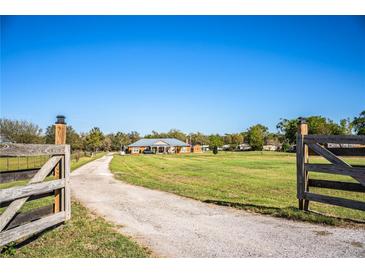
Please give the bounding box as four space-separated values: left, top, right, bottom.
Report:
71 155 365 257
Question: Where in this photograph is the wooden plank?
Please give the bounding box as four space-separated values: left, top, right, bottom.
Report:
296 134 304 207
0 212 66 247
53 157 62 213
304 192 365 211
308 147 365 157
5 205 54 230
64 145 71 220
296 120 308 210
0 156 62 232
0 179 65 204
324 147 365 157
0 144 66 157
304 135 365 145
0 192 54 208
307 143 365 185
305 163 365 180
308 179 365 193
0 168 40 184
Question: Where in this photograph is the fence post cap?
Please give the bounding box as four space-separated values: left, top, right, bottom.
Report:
297 117 307 125
55 115 66 125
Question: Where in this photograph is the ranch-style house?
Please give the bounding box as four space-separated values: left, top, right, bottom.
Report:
128 138 191 154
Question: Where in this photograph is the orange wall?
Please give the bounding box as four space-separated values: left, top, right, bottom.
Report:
192 145 202 153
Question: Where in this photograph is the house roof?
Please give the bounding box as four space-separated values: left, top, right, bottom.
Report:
128 138 189 147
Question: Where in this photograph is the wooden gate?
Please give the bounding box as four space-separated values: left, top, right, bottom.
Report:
0 144 71 246
296 119 365 211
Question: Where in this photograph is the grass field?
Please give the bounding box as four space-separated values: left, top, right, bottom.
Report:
0 155 49 172
0 202 149 258
110 152 365 226
0 152 150 258
0 152 105 172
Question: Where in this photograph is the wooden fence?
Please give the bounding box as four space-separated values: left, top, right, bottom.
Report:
0 143 71 247
296 119 365 211
0 151 95 184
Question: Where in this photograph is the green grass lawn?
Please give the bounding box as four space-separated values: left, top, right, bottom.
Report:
0 155 50 172
1 152 150 258
110 152 365 226
0 202 149 258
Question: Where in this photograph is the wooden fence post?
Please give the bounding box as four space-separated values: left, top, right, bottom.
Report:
54 115 66 213
297 117 308 210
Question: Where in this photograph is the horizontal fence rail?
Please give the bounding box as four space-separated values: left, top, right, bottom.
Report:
303 135 365 145
0 212 66 247
308 179 365 193
303 192 365 212
0 144 66 157
0 179 65 204
308 147 365 157
0 144 71 247
305 163 365 179
296 122 365 212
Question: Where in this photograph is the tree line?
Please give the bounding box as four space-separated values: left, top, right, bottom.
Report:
0 110 364 152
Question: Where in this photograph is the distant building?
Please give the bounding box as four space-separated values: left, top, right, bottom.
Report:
191 144 202 153
201 145 210 152
263 144 280 151
238 143 251 151
127 138 190 155
222 144 230 151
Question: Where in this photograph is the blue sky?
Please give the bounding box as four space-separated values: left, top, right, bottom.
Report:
1 16 364 135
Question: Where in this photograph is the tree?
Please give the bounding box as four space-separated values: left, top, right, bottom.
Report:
277 116 349 144
306 116 343 135
276 118 299 144
223 134 232 145
101 135 112 151
208 134 224 148
246 124 268 151
231 133 244 147
265 133 281 146
167 129 187 142
352 110 365 135
109 132 131 151
85 127 104 152
145 130 165 139
0 118 44 144
44 125 83 151
190 132 209 145
144 129 187 142
339 118 353 135
128 131 140 143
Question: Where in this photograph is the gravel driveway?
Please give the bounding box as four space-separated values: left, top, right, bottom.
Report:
71 155 365 257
